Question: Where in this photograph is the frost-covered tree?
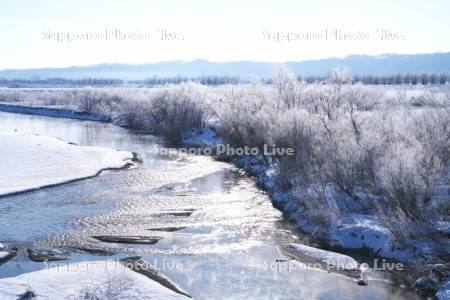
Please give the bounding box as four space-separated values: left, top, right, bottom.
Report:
328 67 352 85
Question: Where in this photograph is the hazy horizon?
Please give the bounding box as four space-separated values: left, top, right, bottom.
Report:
0 52 449 80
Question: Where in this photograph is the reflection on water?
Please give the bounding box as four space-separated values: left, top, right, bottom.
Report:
0 112 420 299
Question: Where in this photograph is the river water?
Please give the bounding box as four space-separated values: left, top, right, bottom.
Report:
0 111 420 299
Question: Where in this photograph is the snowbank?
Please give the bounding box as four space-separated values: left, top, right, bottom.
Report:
0 260 188 299
0 244 10 261
288 243 359 270
0 251 9 260
327 215 409 259
0 130 133 196
183 125 224 147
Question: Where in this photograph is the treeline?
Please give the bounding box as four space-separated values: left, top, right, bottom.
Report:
292 73 449 85
135 73 450 86
130 75 241 86
1 75 242 87
0 77 124 87
1 73 448 87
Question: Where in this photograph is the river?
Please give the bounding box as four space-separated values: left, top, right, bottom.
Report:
0 111 420 299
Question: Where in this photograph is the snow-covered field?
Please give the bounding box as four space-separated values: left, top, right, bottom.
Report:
0 130 133 197
0 260 188 299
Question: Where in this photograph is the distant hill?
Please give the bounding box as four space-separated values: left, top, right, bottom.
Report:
1 53 449 80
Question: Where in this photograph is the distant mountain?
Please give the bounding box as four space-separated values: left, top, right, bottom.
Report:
1 53 449 80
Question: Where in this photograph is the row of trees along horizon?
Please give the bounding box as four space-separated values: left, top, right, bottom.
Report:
0 73 448 86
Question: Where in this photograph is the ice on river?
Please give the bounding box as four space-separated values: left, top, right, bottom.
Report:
0 130 133 196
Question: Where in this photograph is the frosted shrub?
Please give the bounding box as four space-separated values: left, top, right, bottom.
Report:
410 108 450 168
0 90 25 102
342 84 380 140
272 66 305 110
304 84 344 120
321 124 376 201
328 67 352 85
75 88 148 121
118 99 154 130
77 274 135 300
151 82 210 144
270 109 323 188
372 108 449 232
216 85 274 147
377 141 426 221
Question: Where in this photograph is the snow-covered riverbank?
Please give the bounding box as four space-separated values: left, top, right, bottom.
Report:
0 130 133 197
0 260 189 299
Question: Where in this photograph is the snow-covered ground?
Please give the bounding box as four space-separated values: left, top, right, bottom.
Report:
0 130 133 197
0 260 188 299
183 124 224 147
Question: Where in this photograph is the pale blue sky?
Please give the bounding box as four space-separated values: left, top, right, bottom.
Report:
0 0 449 69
